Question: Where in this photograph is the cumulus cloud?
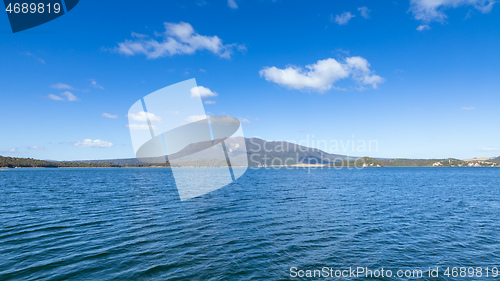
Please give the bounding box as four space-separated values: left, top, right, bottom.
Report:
228 0 238 9
358 6 371 18
7 148 17 153
334 12 355 25
126 124 159 131
127 111 162 123
74 139 114 148
190 86 218 98
115 22 244 59
345 57 385 87
102 113 119 119
204 100 216 105
50 83 73 90
259 57 384 91
416 24 431 31
410 0 496 23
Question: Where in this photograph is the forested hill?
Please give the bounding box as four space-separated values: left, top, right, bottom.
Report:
333 157 500 168
0 156 122 168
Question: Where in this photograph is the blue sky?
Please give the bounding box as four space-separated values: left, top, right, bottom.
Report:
0 0 499 161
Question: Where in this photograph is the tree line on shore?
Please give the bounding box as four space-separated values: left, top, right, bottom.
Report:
0 156 171 168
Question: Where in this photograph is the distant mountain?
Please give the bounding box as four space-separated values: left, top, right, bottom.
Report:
244 137 351 166
493 156 500 163
76 137 353 167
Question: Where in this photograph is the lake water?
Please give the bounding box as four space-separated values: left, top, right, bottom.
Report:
1 168 500 280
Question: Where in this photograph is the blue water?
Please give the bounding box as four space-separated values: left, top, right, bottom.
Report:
1 168 500 280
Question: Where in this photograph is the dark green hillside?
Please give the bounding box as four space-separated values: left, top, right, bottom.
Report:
0 156 58 168
0 156 121 168
380 158 446 167
332 157 384 167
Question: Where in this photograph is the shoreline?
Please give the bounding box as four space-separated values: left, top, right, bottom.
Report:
2 166 500 170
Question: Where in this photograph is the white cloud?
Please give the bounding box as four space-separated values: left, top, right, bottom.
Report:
126 124 159 131
28 146 44 150
259 57 384 91
358 6 370 18
90 79 104 90
239 117 250 123
102 113 119 119
74 139 114 148
334 12 355 25
127 111 162 123
410 0 496 23
204 100 216 104
228 0 238 9
131 31 148 38
8 148 17 153
48 94 64 101
50 83 73 90
115 22 244 59
25 52 45 64
480 148 500 151
190 86 218 98
186 115 207 122
461 106 475 110
416 24 431 31
48 92 78 102
61 91 78 101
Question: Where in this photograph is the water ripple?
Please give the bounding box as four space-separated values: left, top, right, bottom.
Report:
1 168 500 280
